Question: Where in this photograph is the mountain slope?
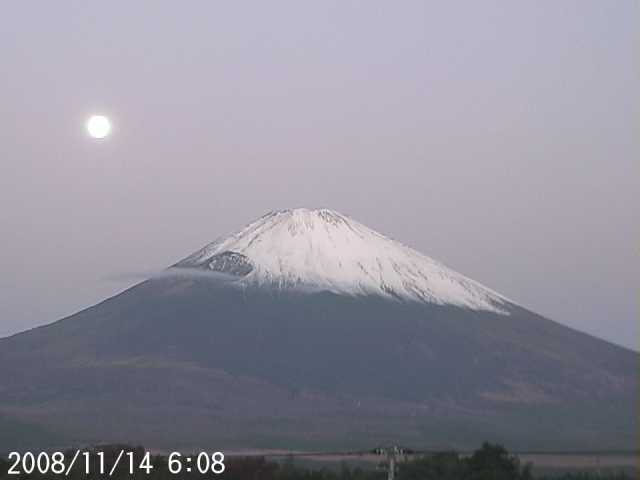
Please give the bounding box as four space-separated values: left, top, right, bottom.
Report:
0 209 637 451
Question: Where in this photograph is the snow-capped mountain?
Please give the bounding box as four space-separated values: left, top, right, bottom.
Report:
1 207 637 451
176 208 509 313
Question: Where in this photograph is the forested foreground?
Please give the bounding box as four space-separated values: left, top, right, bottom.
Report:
0 443 635 480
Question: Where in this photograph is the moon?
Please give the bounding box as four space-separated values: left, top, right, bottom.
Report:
86 115 111 139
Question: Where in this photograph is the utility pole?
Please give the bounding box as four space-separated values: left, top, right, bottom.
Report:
387 447 396 480
373 446 403 480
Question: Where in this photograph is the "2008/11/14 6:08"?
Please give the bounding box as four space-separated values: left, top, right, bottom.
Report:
6 450 225 476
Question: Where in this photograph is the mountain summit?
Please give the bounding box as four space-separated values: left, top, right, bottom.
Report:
176 208 508 313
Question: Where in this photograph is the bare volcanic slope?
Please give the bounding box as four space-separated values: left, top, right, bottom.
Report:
0 209 636 451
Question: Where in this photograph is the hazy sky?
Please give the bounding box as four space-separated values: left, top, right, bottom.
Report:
1 1 637 350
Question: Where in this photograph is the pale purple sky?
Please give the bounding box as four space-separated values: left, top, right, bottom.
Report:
0 1 637 349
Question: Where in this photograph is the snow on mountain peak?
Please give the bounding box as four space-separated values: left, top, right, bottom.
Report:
176 208 510 314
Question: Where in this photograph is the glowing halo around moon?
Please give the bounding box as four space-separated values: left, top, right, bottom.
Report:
86 115 111 139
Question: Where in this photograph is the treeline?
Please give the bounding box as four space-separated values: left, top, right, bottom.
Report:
0 443 634 480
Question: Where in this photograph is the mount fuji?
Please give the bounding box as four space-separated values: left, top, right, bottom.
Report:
0 208 637 451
